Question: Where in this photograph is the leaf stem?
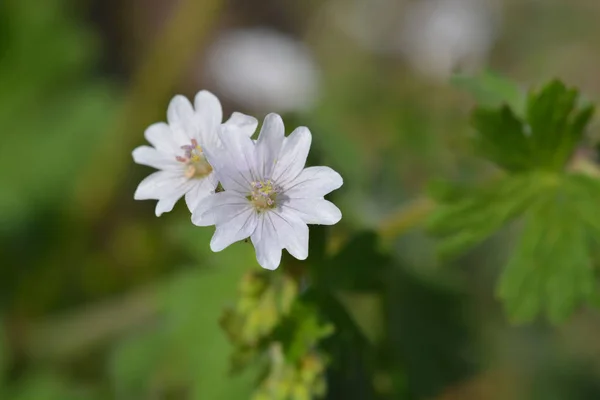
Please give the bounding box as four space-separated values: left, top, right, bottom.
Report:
377 197 436 241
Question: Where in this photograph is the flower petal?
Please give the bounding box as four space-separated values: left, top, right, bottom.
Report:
155 194 183 217
223 112 258 137
191 191 249 227
134 170 194 216
202 146 249 194
194 90 223 127
167 95 194 127
211 125 258 189
256 113 285 179
134 170 182 200
210 207 257 252
184 173 218 213
132 146 180 170
144 122 179 154
269 209 309 260
167 95 195 144
283 198 341 225
194 90 223 146
251 214 282 270
283 166 343 198
271 126 312 186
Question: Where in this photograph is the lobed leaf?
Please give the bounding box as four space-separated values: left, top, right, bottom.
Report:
470 79 594 173
498 182 596 323
430 78 600 323
471 106 531 172
427 174 541 258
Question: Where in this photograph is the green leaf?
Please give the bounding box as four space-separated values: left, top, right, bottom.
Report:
278 304 333 364
427 174 541 258
451 70 526 113
498 178 596 323
432 78 600 323
472 106 531 172
526 80 593 170
430 171 600 323
470 79 594 173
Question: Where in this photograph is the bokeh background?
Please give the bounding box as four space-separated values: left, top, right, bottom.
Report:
3 0 600 398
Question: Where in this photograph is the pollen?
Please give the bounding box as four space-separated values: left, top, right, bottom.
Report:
176 139 213 179
249 179 280 211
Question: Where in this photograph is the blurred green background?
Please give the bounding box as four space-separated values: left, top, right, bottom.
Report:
3 0 600 398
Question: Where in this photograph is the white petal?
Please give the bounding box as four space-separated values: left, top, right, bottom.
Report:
283 198 342 225
155 194 182 217
144 122 179 153
251 215 282 270
210 207 258 252
256 113 285 179
202 146 249 194
271 126 312 185
134 171 182 200
154 179 196 215
283 166 343 198
167 95 195 128
132 146 179 170
184 173 218 213
269 209 309 260
192 191 249 227
215 125 258 187
194 90 223 126
223 112 259 137
167 95 195 144
194 90 223 146
134 171 194 216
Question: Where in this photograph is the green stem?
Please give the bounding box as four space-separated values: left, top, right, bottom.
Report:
15 286 159 361
377 197 436 242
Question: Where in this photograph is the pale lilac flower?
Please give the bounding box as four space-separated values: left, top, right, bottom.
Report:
398 0 499 79
192 114 343 270
132 91 257 216
205 28 320 113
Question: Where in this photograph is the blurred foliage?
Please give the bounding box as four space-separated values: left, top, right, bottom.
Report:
0 0 116 231
450 70 526 113
253 343 328 400
4 0 600 399
429 79 600 323
108 227 258 399
221 270 299 354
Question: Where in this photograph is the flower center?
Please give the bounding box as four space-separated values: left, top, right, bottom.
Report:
249 180 280 211
176 139 213 179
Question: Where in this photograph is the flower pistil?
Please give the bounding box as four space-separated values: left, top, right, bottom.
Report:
249 179 280 211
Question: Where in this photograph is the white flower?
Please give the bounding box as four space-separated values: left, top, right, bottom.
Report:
192 114 343 270
205 28 320 113
328 0 499 80
398 0 499 80
132 91 257 216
